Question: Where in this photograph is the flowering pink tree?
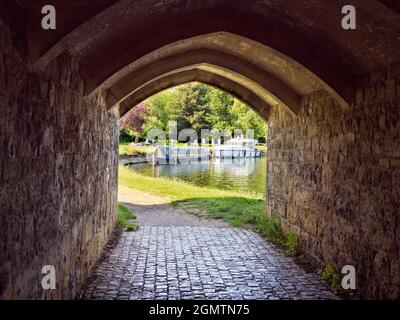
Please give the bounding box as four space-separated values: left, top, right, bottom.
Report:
119 102 149 134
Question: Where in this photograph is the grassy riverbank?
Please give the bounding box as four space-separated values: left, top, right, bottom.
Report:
119 166 289 246
119 143 155 156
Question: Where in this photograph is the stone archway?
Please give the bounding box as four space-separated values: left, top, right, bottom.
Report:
118 69 272 121
0 0 399 299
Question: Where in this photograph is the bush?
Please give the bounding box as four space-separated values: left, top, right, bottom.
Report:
119 127 135 144
257 136 266 143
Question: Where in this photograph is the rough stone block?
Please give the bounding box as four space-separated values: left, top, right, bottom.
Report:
0 21 118 299
266 71 400 298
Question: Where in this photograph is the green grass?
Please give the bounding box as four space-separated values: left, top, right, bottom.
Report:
284 231 298 255
256 145 267 153
119 143 155 156
117 203 138 231
174 197 265 226
319 263 342 294
118 166 300 248
119 165 262 201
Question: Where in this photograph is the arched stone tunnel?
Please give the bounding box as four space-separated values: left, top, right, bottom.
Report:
0 0 399 299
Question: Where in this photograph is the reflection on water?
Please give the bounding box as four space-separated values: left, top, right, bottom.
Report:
126 157 267 194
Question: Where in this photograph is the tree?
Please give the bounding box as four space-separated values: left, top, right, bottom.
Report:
119 102 149 142
119 102 149 133
206 88 235 130
125 83 268 143
146 92 171 129
230 99 268 141
167 83 211 135
140 90 178 140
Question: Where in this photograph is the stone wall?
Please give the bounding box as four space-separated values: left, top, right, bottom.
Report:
0 18 119 299
267 65 400 299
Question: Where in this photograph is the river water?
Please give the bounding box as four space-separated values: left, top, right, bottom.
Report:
126 157 267 194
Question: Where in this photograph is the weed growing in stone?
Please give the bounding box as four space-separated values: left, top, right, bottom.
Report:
117 204 138 231
319 263 342 294
284 231 298 255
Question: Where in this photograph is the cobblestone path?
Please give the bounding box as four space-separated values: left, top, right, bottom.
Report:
81 187 337 300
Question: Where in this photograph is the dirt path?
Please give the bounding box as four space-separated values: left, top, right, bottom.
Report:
118 185 229 227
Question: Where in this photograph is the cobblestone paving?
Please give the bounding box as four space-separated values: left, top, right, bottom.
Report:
81 225 337 300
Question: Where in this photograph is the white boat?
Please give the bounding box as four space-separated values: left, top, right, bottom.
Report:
154 145 211 164
153 138 262 163
212 138 262 158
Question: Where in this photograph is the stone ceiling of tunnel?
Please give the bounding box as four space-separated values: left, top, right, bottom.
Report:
100 32 323 96
117 63 280 113
103 47 304 115
17 0 400 73
2 0 400 112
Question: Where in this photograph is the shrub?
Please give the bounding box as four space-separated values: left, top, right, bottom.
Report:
119 127 135 144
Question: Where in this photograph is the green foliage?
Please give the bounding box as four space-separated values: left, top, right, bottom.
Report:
117 204 138 231
284 231 298 255
252 212 284 244
172 83 211 134
206 88 235 130
142 93 171 135
230 99 268 140
137 83 268 142
319 263 342 294
119 127 135 143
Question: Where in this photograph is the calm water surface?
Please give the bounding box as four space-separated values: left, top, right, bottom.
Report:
127 157 267 194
